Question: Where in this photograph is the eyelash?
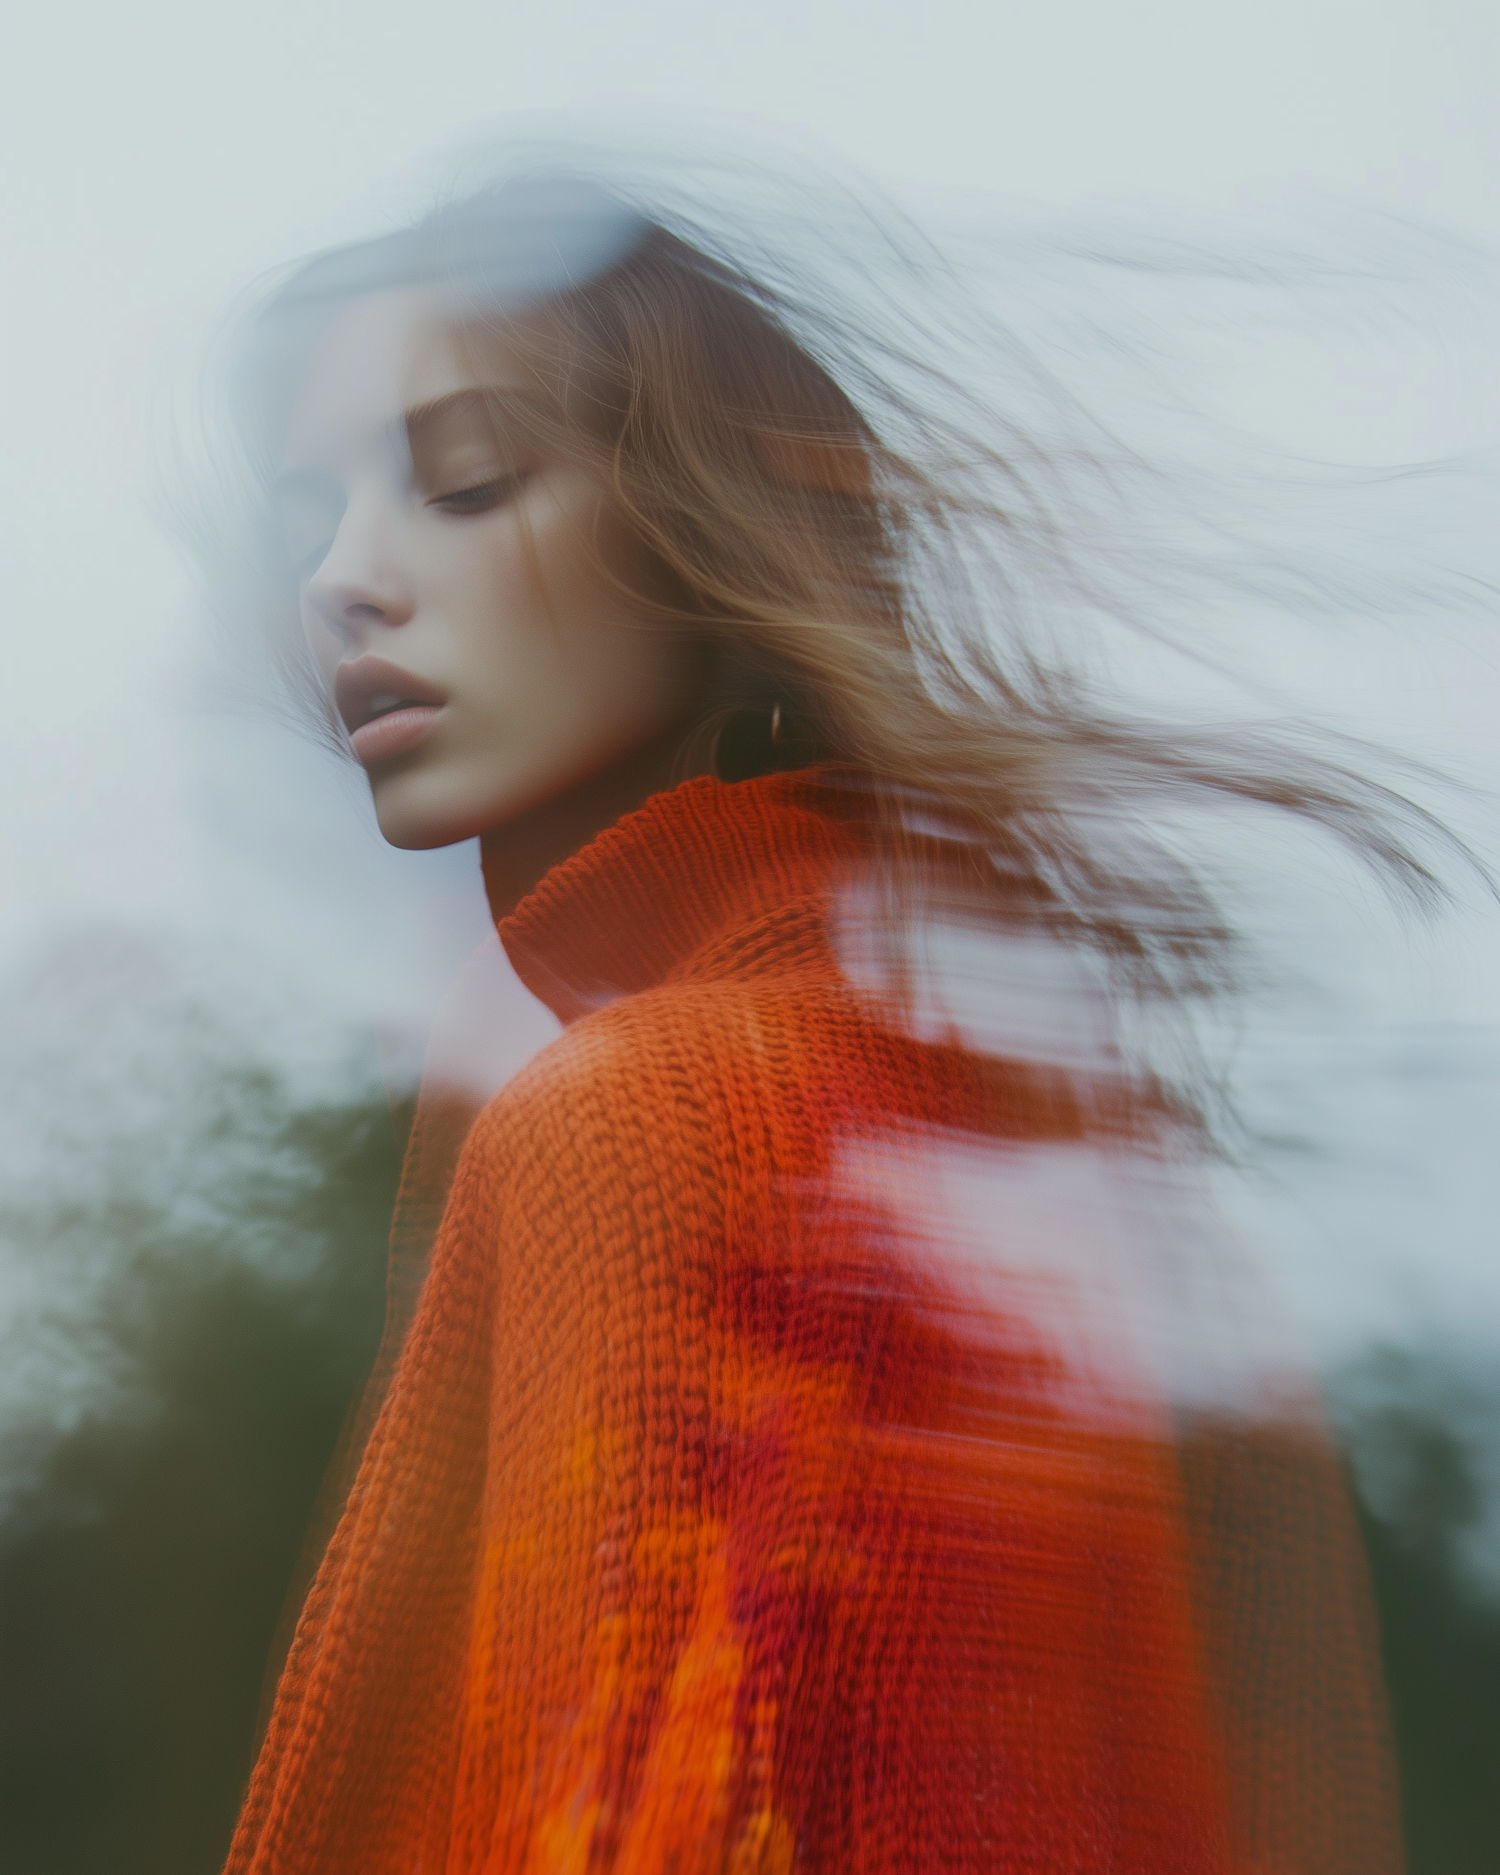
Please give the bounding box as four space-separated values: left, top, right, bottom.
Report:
287 471 530 582
428 472 530 515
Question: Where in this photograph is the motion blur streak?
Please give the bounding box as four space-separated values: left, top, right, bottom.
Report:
222 772 1399 1875
3 113 1498 1874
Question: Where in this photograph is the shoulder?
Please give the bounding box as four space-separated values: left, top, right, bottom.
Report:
458 969 853 1237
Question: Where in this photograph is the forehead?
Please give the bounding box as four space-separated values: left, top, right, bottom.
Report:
280 286 538 471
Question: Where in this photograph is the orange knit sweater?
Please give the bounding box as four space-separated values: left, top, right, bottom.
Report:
224 770 1394 1875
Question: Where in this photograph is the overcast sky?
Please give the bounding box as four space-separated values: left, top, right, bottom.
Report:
1 0 1498 1366
3 0 1494 929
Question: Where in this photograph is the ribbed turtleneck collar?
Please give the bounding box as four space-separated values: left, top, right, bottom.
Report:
492 769 868 1026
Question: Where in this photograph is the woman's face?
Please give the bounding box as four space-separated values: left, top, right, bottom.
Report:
278 287 697 850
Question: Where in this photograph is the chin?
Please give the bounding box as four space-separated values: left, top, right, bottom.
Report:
369 752 559 850
369 774 496 851
378 822 472 853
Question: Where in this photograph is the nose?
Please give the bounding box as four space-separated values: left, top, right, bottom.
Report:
304 499 415 643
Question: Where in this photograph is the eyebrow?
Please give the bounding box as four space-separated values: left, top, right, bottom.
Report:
275 385 555 492
403 385 553 440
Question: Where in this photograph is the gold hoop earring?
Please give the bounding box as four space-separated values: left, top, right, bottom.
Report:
770 703 783 745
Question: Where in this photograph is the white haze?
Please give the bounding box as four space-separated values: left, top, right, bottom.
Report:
1 0 1498 1581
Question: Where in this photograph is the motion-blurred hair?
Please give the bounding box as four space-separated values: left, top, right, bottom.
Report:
202 152 1471 1019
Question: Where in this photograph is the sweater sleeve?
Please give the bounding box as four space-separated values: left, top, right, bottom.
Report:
440 1014 779 1872
435 1007 1241 1875
226 782 1398 1875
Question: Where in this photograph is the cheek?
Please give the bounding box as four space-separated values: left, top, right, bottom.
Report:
446 498 663 705
410 487 696 810
427 511 554 651
534 540 689 733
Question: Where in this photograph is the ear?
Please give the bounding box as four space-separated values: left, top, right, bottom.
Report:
756 429 873 500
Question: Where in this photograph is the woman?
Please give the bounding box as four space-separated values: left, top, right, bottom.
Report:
215 169 1406 1873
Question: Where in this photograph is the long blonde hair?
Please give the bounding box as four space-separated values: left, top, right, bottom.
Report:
217 164 1462 1008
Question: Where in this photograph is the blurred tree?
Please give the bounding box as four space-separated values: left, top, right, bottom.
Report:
0 1094 398 1875
1337 1347 1500 1874
0 1057 1496 1871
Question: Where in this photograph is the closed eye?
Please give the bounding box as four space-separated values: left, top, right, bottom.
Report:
427 472 530 516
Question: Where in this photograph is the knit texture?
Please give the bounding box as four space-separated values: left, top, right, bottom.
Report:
225 769 1399 1875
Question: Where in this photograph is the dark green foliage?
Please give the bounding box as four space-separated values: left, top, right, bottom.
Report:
1359 1500 1500 1873
0 1094 1496 1871
1335 1347 1500 1875
0 1095 399 1875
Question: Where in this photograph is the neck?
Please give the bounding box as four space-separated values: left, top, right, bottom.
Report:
480 722 708 921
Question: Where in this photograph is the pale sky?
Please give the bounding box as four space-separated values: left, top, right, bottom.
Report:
2 0 1495 935
1 0 1498 1374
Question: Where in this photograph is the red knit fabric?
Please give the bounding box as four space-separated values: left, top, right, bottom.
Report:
225 770 1396 1874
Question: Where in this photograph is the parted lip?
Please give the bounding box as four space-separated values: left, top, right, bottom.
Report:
334 656 449 736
